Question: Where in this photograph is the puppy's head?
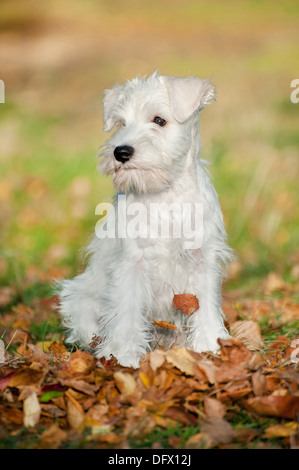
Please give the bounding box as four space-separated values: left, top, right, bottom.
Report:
99 72 215 194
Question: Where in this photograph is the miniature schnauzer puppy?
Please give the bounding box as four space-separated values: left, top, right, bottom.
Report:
58 72 232 368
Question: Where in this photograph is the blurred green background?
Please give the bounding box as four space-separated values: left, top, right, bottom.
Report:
0 0 298 291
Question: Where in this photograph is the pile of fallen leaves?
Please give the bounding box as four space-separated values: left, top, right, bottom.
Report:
0 275 298 449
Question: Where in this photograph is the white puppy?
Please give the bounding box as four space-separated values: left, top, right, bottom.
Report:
58 72 232 368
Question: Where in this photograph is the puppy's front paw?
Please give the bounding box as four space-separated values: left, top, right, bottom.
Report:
117 351 141 369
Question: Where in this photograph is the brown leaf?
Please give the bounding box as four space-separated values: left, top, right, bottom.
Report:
252 369 265 396
38 424 67 449
153 320 178 330
218 338 253 364
204 397 226 419
264 272 286 294
0 287 14 308
59 379 97 397
48 341 68 357
114 371 136 396
266 335 290 357
8 368 44 390
222 302 239 325
0 405 23 425
67 396 85 429
11 304 35 329
58 350 96 378
201 418 235 446
172 293 199 315
165 347 196 375
246 395 299 419
215 363 247 383
263 422 298 439
230 320 263 350
196 360 217 384
149 349 165 372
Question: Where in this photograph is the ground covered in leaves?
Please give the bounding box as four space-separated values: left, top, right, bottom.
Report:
0 273 298 449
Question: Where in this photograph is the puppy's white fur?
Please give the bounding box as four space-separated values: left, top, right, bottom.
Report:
58 72 232 368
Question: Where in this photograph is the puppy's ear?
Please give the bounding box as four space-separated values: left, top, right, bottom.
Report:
164 77 216 123
102 87 120 132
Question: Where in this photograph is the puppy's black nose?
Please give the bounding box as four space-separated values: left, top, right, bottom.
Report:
114 145 134 163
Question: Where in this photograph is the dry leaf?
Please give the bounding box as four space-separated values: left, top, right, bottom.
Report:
0 287 14 308
204 397 226 419
186 432 213 449
246 395 299 419
23 392 41 427
8 368 44 389
38 424 67 449
201 418 235 446
172 294 199 315
165 347 196 375
149 349 165 372
215 363 247 383
196 360 217 384
153 320 178 330
252 369 265 396
263 422 298 439
230 320 263 350
67 397 85 429
114 371 136 396
58 350 96 378
264 272 285 293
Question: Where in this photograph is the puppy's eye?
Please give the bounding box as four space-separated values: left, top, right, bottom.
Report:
153 116 167 127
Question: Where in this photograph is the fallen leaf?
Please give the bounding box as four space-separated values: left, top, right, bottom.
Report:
23 392 41 427
67 397 85 429
0 404 23 426
0 287 14 308
201 418 235 446
149 349 165 372
48 341 68 357
58 350 96 378
165 347 196 375
11 304 34 329
251 369 265 396
185 432 213 449
153 320 178 330
204 397 226 419
264 272 285 293
263 422 298 439
215 363 247 383
8 368 44 389
222 302 239 325
172 294 199 315
196 360 217 384
114 371 136 396
38 424 67 449
230 320 263 350
218 338 252 364
246 395 299 419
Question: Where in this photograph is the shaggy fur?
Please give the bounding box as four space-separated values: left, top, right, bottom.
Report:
58 72 232 368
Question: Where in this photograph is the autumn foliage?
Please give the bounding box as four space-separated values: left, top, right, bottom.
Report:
0 281 298 449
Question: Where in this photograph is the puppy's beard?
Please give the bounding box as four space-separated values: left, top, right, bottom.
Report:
112 166 169 193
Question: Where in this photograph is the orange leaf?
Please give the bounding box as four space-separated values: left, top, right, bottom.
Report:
153 320 178 330
172 294 199 315
246 395 299 419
